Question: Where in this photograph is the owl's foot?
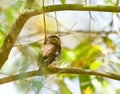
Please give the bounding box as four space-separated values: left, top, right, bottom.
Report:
48 64 57 72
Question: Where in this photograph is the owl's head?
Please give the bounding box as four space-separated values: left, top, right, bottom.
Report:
46 35 61 46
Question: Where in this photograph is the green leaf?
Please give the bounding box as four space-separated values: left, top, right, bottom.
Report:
57 80 72 94
105 0 116 5
90 61 101 70
5 8 14 23
60 0 66 4
66 50 76 62
102 37 112 48
116 89 120 94
0 32 4 47
0 24 8 35
79 75 94 94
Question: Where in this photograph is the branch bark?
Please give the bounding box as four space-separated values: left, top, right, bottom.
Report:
0 4 120 68
0 68 120 84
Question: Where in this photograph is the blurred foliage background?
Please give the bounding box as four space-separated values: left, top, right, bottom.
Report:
0 0 120 94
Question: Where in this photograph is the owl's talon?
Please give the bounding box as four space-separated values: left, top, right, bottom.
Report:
48 64 57 71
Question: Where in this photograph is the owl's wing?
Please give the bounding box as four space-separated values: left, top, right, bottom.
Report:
38 43 61 70
41 44 55 58
41 44 61 64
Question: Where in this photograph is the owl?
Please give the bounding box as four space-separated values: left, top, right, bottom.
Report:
38 35 61 71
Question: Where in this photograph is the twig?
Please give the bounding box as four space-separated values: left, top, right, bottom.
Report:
0 70 40 84
53 0 59 36
43 0 47 43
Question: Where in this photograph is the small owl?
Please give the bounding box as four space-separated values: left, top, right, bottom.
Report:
38 35 61 71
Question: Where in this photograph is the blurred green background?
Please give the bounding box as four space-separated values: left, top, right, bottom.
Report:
0 0 120 94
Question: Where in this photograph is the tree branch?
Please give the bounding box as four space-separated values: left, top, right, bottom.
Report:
0 70 40 84
48 30 117 36
0 68 120 84
43 4 120 12
1 4 120 69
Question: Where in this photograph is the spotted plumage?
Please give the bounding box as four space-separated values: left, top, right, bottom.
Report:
38 35 61 70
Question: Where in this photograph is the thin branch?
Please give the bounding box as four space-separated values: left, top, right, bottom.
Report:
53 0 60 36
1 4 120 69
47 30 117 36
41 4 120 13
0 70 40 84
0 68 120 84
43 0 47 43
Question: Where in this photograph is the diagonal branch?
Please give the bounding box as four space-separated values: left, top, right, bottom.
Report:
1 4 120 69
0 70 40 84
0 68 120 84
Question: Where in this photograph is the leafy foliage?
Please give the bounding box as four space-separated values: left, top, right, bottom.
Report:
62 38 102 69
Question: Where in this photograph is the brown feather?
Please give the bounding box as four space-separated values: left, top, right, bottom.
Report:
38 35 61 70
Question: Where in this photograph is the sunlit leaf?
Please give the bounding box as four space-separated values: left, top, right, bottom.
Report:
116 89 120 94
102 80 109 87
62 38 103 68
90 61 101 70
57 80 72 94
5 8 14 23
60 0 66 4
30 43 40 55
66 50 76 62
61 48 76 67
0 32 4 47
0 24 8 35
79 75 94 94
87 45 102 57
72 44 102 68
105 0 116 5
102 36 112 48
83 86 94 94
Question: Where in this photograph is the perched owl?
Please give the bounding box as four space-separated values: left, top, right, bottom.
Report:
38 35 61 71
